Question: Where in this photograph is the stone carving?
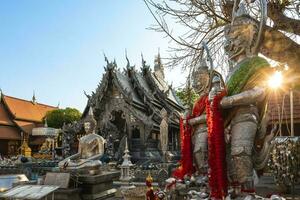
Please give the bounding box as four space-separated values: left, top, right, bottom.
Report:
58 107 105 174
62 121 83 158
115 135 127 161
160 108 169 155
101 121 120 157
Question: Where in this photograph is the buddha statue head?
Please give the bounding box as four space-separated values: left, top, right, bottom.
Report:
84 107 97 134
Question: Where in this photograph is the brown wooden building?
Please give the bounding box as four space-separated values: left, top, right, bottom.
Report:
0 92 57 156
268 89 300 136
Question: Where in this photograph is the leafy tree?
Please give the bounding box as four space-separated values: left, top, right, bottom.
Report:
144 0 300 75
44 107 81 128
176 88 200 109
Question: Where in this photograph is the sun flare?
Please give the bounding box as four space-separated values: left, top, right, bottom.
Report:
268 71 283 89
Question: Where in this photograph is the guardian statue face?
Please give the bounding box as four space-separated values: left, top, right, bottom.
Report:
192 61 210 94
224 16 259 62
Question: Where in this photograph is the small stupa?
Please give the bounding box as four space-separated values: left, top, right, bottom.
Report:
119 137 133 181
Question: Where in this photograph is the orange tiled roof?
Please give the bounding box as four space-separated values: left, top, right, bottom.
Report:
0 104 13 126
14 120 36 134
3 95 57 123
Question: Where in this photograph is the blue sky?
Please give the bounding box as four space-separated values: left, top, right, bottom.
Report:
0 1 185 111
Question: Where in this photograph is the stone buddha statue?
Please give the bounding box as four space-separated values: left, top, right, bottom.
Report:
58 107 105 173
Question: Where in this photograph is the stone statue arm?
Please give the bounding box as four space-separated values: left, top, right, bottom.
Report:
58 152 81 168
188 115 206 126
81 138 105 162
58 142 82 168
220 87 265 109
82 153 102 162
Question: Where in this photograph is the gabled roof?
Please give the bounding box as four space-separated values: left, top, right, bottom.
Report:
14 120 36 134
2 95 57 123
83 55 184 129
0 103 14 126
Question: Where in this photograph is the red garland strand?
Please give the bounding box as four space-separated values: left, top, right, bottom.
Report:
173 95 208 180
193 94 208 117
172 116 194 179
206 90 228 199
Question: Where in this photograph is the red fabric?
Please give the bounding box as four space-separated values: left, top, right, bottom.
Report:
146 189 156 200
146 177 155 200
173 95 208 180
206 90 228 199
192 94 208 117
146 180 152 187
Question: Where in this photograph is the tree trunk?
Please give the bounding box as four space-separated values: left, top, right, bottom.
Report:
260 26 300 70
267 3 300 35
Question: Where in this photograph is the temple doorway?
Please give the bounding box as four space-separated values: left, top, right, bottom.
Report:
109 110 128 160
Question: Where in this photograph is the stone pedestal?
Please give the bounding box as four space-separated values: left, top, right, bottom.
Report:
77 171 120 200
52 188 81 200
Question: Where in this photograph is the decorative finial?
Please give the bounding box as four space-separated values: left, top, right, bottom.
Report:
157 48 161 65
103 53 109 65
84 90 91 99
154 49 165 79
88 107 94 117
32 91 36 104
125 49 130 68
141 53 146 66
125 136 129 152
113 59 117 69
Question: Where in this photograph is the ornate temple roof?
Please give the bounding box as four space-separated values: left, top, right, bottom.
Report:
83 55 184 129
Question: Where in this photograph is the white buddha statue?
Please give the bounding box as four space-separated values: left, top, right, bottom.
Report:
58 107 105 173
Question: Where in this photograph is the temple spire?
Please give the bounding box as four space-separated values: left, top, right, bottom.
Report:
32 91 36 104
154 48 165 79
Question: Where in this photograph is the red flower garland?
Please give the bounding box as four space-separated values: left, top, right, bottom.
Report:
206 90 228 199
173 95 208 180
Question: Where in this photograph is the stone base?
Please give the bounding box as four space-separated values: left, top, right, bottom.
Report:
77 171 120 200
51 188 81 200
